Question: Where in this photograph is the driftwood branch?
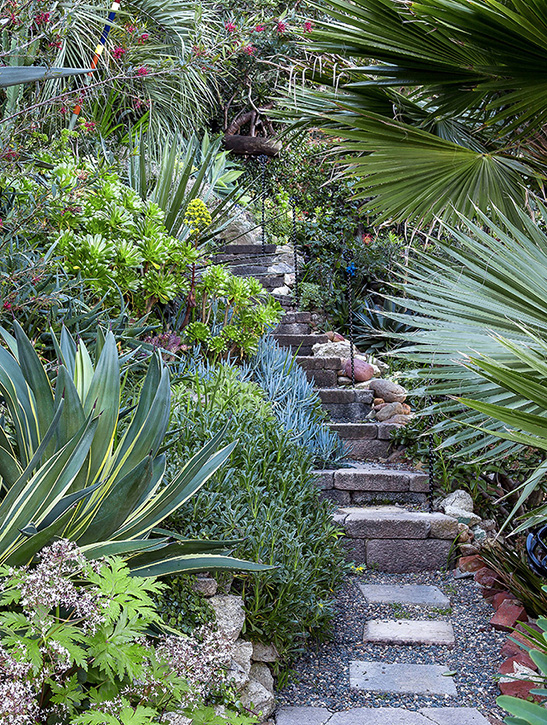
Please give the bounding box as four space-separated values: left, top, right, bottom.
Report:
223 134 281 156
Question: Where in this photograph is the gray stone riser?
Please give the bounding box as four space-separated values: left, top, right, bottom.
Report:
273 323 312 335
216 243 277 255
334 506 458 572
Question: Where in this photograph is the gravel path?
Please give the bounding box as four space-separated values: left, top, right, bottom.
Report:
277 570 506 721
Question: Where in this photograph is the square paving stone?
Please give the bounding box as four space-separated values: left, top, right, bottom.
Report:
349 660 458 696
276 706 332 725
420 708 490 724
359 584 450 607
363 620 455 646
328 709 429 725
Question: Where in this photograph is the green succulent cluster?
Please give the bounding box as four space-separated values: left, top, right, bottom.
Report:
186 265 283 358
47 160 200 312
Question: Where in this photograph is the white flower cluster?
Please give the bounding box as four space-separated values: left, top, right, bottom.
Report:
156 627 234 703
0 645 38 724
17 539 105 632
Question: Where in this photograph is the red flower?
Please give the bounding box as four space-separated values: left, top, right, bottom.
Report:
83 120 96 130
225 22 236 32
136 66 149 76
303 20 313 32
112 46 126 59
362 233 373 245
138 32 149 43
60 106 67 115
3 302 12 311
125 24 136 33
48 38 62 48
254 24 265 31
276 20 287 33
242 44 256 55
34 11 50 24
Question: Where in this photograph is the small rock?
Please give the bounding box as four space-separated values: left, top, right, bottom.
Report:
345 358 375 382
499 678 542 701
457 523 472 543
373 398 385 406
355 381 371 390
284 273 296 287
458 554 484 572
482 519 497 532
459 543 479 556
209 595 246 642
338 376 352 385
272 285 291 296
474 567 500 588
239 679 276 718
369 378 407 403
376 402 405 421
444 506 481 527
490 600 528 631
401 403 411 415
472 525 488 541
440 489 474 513
500 653 538 674
192 574 218 597
252 642 279 663
250 662 274 693
387 414 412 425
228 639 253 690
313 340 355 359
492 592 519 610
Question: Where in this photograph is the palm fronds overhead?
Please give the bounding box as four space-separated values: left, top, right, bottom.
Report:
282 0 547 227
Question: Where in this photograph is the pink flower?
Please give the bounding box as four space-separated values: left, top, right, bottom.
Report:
125 24 136 32
60 106 67 115
304 20 313 32
276 20 287 33
48 38 62 48
254 24 265 32
3 302 12 310
225 21 236 32
136 66 149 76
112 45 126 59
138 32 149 43
83 120 96 130
242 44 256 55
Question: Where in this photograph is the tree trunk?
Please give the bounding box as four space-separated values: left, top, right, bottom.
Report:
223 134 282 156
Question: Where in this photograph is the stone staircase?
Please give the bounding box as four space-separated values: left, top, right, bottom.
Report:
272 310 460 575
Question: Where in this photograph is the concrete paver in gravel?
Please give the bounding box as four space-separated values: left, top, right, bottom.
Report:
359 584 450 607
275 708 490 724
328 709 430 724
350 660 458 696
420 707 490 724
276 706 332 725
363 620 455 646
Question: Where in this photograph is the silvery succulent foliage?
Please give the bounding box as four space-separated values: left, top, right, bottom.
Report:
0 322 266 576
250 336 347 466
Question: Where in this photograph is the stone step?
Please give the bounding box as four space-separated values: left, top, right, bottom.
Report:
213 254 277 265
273 322 311 335
336 506 458 572
276 708 489 725
273 333 329 355
281 311 311 324
317 388 373 422
295 355 342 388
359 584 450 607
314 466 429 506
328 423 394 460
217 243 277 255
350 661 457 696
363 620 455 647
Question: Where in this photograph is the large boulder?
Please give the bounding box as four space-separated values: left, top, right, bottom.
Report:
376 402 405 421
313 340 354 359
369 379 407 403
209 595 246 642
239 679 276 718
345 358 375 382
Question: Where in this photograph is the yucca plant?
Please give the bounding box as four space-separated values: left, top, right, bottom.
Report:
0 321 266 576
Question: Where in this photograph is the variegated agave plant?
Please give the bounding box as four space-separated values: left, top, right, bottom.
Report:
0 322 265 577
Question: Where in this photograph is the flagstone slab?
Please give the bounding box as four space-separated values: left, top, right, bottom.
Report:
420 708 490 724
363 620 455 646
328 709 430 725
350 660 458 696
359 584 450 607
276 706 332 725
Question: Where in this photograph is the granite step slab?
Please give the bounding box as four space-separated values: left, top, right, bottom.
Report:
275 709 490 725
362 620 456 646
359 584 450 607
350 660 458 696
